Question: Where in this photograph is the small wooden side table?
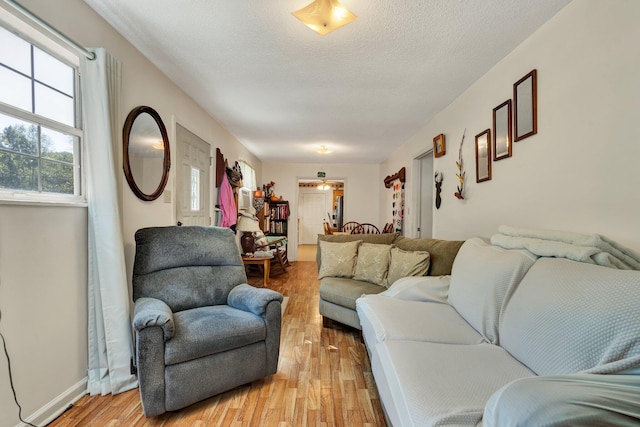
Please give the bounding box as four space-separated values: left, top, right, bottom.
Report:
242 254 274 287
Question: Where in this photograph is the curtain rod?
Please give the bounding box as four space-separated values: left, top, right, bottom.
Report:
3 0 96 60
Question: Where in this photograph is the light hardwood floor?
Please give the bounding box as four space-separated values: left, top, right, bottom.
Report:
48 261 387 426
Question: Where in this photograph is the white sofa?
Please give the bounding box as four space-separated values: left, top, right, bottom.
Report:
356 237 640 426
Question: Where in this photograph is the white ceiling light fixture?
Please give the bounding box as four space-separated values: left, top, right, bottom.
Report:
317 180 331 191
292 0 357 36
315 145 333 154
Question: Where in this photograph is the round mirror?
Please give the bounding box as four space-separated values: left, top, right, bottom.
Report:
123 106 171 201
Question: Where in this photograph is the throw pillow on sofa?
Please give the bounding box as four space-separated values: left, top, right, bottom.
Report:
318 240 362 279
253 230 269 251
353 243 392 286
387 246 430 286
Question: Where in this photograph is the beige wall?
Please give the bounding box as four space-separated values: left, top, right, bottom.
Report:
0 0 258 425
383 0 640 252
2 0 639 425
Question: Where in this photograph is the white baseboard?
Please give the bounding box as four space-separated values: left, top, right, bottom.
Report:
16 377 88 427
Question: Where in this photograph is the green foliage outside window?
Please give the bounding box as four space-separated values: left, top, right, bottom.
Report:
0 124 74 194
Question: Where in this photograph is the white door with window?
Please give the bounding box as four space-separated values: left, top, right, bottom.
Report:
300 192 327 244
176 124 211 226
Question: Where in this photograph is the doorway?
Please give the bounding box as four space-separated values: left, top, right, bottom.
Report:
414 151 434 238
175 124 211 226
297 178 345 260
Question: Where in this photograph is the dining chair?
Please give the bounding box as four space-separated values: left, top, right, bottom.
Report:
358 223 380 234
342 221 361 234
323 222 333 235
382 223 394 233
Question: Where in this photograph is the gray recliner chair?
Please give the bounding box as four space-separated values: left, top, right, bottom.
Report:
132 226 283 417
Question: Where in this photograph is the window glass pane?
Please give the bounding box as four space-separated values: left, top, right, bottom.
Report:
0 67 32 111
0 26 31 75
41 159 73 194
34 47 74 96
41 126 74 162
34 82 74 127
190 167 200 211
0 151 38 191
0 113 38 155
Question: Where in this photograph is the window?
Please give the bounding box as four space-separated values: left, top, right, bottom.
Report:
0 24 82 203
190 167 200 211
238 160 256 191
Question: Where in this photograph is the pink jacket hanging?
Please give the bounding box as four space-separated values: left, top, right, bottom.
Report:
219 173 237 228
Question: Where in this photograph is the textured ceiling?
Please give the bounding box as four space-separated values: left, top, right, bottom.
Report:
84 0 570 164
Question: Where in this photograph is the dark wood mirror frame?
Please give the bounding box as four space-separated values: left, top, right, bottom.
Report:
513 69 537 142
475 129 492 183
123 106 171 201
493 99 512 161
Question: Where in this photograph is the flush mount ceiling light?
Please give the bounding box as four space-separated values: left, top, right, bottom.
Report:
315 145 333 154
317 180 331 191
292 0 357 36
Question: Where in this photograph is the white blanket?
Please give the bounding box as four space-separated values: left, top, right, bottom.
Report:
490 225 640 270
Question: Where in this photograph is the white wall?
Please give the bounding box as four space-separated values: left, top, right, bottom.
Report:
262 162 381 260
383 0 640 252
0 0 259 425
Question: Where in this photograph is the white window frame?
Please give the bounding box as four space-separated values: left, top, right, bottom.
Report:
238 159 256 191
0 15 85 206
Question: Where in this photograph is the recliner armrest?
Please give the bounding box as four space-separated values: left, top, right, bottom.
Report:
133 297 175 341
228 283 283 316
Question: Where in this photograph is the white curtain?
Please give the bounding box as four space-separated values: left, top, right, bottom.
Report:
81 49 138 395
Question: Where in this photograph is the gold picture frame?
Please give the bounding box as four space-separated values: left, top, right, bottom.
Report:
433 133 446 157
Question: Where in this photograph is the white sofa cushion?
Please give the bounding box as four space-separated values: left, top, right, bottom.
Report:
357 294 485 355
500 257 640 376
380 275 450 303
448 237 537 344
371 340 535 427
483 374 640 427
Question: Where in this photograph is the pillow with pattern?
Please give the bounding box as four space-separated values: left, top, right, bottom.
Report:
317 240 362 279
253 230 269 251
387 247 430 286
353 243 392 286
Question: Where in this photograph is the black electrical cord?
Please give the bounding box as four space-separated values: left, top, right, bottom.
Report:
0 331 39 427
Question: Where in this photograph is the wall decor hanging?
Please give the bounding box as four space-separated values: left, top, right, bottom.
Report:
475 129 492 183
454 129 466 200
434 171 443 209
384 167 406 233
514 69 537 141
493 99 512 160
433 133 446 157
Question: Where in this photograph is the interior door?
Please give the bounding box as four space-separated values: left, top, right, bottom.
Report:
300 192 327 244
418 153 433 238
176 124 211 226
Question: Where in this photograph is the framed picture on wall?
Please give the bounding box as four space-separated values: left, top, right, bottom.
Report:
514 69 537 141
493 99 512 160
475 129 492 183
433 133 446 157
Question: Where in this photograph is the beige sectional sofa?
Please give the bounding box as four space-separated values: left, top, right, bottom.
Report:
316 232 464 329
